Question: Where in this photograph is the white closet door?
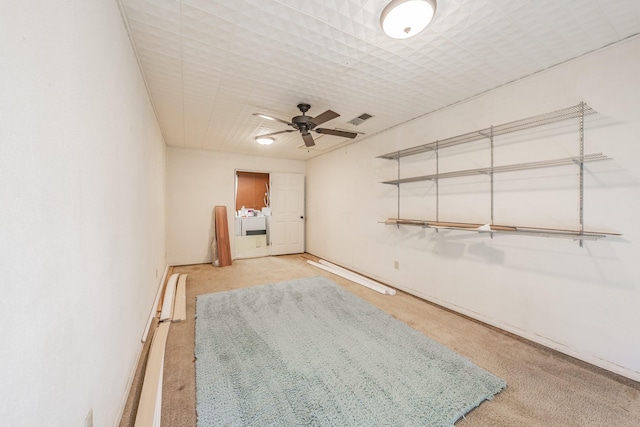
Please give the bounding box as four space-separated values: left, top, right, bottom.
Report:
269 173 305 255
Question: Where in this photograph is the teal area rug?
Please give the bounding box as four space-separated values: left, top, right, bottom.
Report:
195 276 505 426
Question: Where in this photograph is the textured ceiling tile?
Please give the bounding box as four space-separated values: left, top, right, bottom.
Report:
127 20 182 57
181 0 240 20
120 0 640 160
124 0 181 32
495 0 620 60
181 5 235 49
595 0 640 38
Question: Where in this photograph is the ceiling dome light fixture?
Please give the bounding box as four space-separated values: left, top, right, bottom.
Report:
255 136 274 145
380 0 437 39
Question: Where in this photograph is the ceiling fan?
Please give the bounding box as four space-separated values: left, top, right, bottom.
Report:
253 103 358 147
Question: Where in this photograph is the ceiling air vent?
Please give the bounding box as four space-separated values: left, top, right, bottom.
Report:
347 113 373 126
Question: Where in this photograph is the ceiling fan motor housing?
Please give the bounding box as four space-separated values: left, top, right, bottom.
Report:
292 103 314 133
292 114 316 133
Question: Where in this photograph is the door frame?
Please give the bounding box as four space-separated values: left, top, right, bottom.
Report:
234 169 272 259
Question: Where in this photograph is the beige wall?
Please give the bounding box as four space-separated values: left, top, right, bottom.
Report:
0 1 167 425
306 37 640 381
166 148 305 265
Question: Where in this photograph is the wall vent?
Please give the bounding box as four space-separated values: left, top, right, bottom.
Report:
348 113 373 126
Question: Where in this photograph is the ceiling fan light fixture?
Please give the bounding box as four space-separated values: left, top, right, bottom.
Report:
255 136 274 145
380 0 436 39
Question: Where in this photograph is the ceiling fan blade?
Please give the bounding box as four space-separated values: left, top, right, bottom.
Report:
315 128 358 139
309 110 339 126
257 129 296 138
252 113 293 126
335 128 366 135
302 132 315 147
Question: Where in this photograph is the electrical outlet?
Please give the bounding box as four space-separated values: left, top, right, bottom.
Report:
394 261 399 270
85 409 93 427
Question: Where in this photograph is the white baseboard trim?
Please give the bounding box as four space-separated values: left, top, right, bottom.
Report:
114 338 145 427
399 285 640 383
116 263 170 427
142 264 170 343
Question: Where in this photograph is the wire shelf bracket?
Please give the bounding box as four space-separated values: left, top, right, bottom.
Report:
377 103 619 244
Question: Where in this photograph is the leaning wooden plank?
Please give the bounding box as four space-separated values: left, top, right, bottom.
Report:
159 273 179 322
214 206 232 267
210 209 219 266
134 321 170 427
172 274 187 322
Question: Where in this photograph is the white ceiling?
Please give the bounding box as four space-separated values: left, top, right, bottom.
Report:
119 0 640 160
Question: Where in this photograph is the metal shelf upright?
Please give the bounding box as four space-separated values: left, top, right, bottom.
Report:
377 103 619 244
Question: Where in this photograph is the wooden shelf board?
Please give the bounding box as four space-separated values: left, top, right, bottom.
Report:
384 218 620 239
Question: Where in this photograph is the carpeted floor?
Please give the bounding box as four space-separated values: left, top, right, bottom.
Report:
120 254 640 427
195 276 505 426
